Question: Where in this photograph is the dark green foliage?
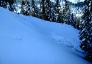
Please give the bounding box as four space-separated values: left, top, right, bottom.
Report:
40 0 45 19
80 0 92 62
31 0 37 16
54 0 62 22
62 0 71 24
21 0 31 15
40 0 52 21
0 0 7 8
0 0 15 11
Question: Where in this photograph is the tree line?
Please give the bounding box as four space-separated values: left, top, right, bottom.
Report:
0 0 92 62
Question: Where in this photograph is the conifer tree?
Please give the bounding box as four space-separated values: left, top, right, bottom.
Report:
80 0 92 61
0 0 15 11
44 0 51 20
21 0 30 15
63 0 70 24
0 0 7 8
31 0 37 16
40 0 46 19
54 0 62 23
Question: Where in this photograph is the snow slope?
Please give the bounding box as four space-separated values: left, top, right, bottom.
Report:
0 8 91 64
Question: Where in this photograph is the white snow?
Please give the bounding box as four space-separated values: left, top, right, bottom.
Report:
0 8 91 64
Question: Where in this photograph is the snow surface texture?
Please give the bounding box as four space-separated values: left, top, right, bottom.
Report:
0 8 91 64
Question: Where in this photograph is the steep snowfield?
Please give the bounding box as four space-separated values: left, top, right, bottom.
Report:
0 8 91 64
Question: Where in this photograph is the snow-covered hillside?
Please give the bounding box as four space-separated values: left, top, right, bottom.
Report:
0 8 91 64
